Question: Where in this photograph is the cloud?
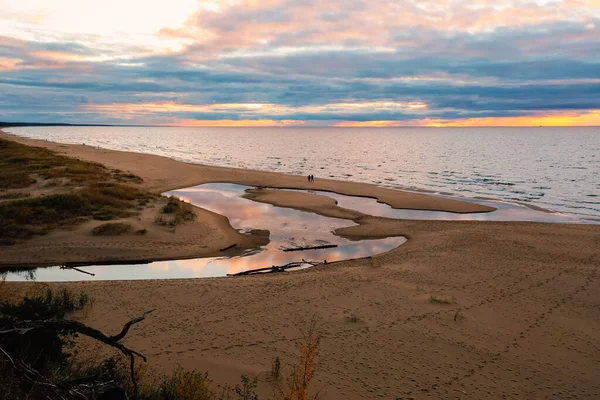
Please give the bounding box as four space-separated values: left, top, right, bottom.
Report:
0 0 599 125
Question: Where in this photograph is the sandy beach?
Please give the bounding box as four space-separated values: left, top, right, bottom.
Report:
2 131 600 399
0 129 493 267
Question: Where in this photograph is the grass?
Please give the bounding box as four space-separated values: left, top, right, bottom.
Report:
92 222 133 236
0 138 143 189
156 196 196 227
0 285 325 400
0 288 91 320
0 138 155 244
0 187 153 243
346 313 360 323
0 192 30 200
429 295 453 305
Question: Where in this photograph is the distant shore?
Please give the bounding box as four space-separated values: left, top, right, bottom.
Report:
2 129 600 399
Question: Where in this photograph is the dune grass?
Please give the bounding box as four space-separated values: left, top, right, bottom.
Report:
429 295 453 305
91 222 134 236
155 196 196 227
0 138 143 188
0 138 154 245
0 192 30 200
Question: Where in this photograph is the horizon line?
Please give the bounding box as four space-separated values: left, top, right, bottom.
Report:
2 121 600 129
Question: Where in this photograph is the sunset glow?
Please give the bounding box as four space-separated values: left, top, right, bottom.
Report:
1 0 599 126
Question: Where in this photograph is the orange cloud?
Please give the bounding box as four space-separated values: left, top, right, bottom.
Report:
334 110 600 127
0 57 21 71
87 100 428 115
426 110 600 127
334 121 412 127
29 50 87 62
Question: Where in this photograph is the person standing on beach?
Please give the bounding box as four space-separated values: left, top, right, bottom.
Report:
308 174 311 182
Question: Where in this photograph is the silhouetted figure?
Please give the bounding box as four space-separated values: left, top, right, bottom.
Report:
308 174 311 182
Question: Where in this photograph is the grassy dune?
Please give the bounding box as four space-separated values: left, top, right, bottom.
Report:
0 138 154 245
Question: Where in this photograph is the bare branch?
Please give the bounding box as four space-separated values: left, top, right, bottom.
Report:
60 265 95 276
109 309 155 343
0 310 155 399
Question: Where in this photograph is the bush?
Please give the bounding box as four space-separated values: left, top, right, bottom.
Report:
0 288 90 321
0 138 156 244
92 222 133 236
0 193 91 225
0 172 36 189
0 192 30 200
0 288 91 371
429 295 452 304
157 368 214 400
160 196 196 225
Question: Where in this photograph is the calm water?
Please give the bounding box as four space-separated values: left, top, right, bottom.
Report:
291 189 598 224
6 126 600 219
2 184 406 281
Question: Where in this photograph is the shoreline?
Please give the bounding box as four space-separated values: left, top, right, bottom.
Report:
0 126 584 221
3 128 578 218
2 130 600 398
0 128 492 268
0 130 495 213
0 129 595 269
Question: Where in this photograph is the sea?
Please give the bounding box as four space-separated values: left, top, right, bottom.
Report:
5 126 600 220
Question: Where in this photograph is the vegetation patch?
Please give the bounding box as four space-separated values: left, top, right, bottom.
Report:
346 313 361 323
0 138 156 245
430 295 453 305
156 196 196 226
0 287 324 400
0 137 143 188
0 138 107 188
0 192 30 200
92 222 133 236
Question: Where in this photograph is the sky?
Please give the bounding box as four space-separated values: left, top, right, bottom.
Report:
0 0 599 127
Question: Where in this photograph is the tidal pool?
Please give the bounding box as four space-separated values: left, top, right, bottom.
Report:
287 189 599 224
2 183 406 282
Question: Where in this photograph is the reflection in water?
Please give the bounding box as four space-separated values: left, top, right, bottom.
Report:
3 183 406 282
296 189 599 224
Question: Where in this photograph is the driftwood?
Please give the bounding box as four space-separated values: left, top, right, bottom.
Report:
60 265 95 276
229 255 375 277
220 243 237 252
0 310 154 399
228 260 322 276
282 244 338 252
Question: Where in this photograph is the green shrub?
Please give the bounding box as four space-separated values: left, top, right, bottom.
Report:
0 289 91 371
0 138 159 243
0 172 36 189
161 196 196 225
0 192 30 200
157 368 214 400
92 222 133 236
429 295 452 304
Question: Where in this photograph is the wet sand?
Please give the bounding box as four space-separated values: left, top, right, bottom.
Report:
2 130 600 399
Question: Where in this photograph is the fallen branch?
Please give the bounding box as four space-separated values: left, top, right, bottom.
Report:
60 265 95 276
228 260 322 276
0 309 155 399
220 243 237 252
282 244 337 252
